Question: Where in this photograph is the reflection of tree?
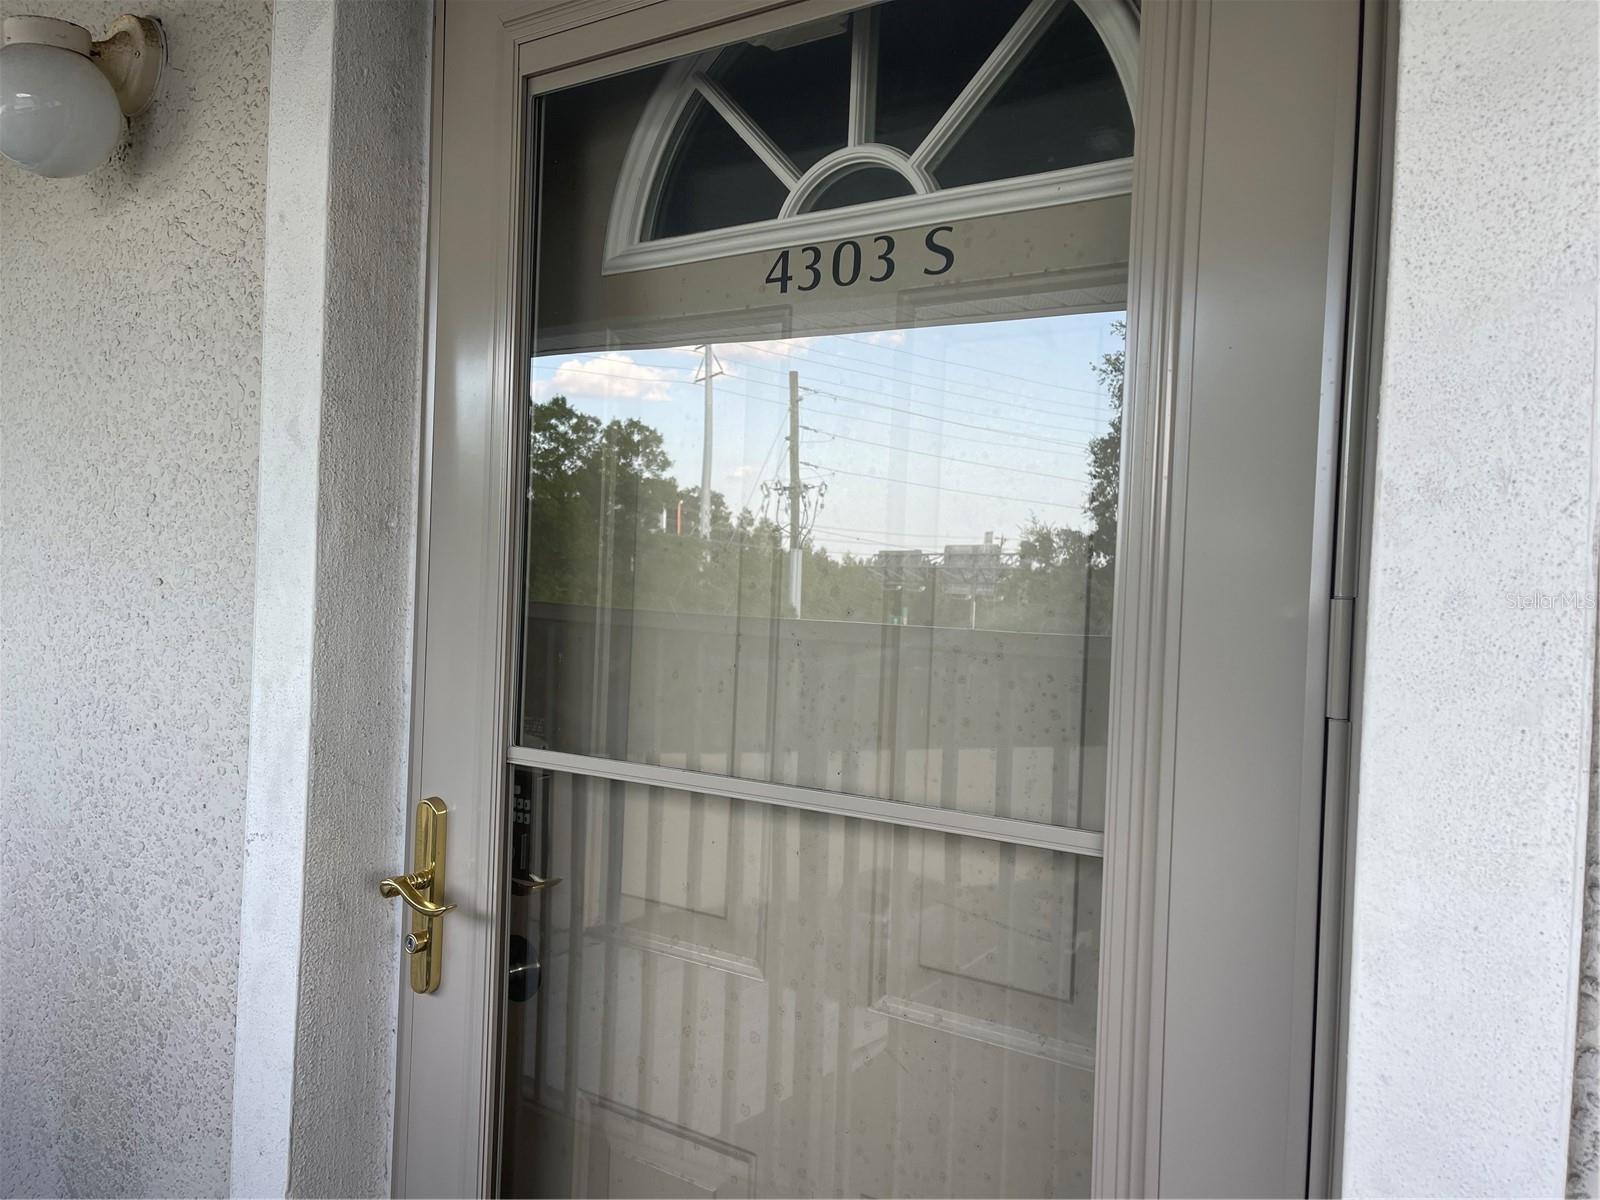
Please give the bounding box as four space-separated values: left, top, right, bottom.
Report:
1086 319 1125 570
526 322 1126 634
528 395 806 617
996 319 1124 634
526 396 674 608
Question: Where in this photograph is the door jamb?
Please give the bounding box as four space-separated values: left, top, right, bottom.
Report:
1314 1 1400 1194
1092 1 1390 1193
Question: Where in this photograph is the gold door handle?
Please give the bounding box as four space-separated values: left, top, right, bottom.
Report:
380 796 451 993
379 871 457 917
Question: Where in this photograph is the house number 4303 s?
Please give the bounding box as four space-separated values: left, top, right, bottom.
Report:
764 226 956 294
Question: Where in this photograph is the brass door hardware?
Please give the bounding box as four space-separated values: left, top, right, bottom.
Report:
381 870 455 916
381 796 453 993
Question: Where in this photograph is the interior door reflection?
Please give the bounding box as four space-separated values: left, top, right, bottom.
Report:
503 768 1098 1199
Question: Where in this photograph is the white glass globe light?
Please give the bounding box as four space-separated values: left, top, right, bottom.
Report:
0 18 125 178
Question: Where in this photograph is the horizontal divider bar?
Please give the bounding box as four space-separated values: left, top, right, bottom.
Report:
504 745 1105 857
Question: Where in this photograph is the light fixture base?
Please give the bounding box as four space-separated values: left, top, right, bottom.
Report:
2 15 90 54
91 14 163 117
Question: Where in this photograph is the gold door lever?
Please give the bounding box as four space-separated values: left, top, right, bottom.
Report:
379 871 457 916
380 797 451 993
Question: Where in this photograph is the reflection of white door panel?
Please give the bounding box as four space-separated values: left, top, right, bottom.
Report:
596 785 768 976
620 791 733 916
876 831 1098 1066
576 1095 756 1199
539 783 1099 1195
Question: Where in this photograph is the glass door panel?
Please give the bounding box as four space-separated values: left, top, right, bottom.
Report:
506 2 1134 1194
504 768 1099 1198
519 312 1121 831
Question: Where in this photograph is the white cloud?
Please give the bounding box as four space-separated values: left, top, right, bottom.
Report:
729 464 758 479
714 337 812 379
733 338 801 361
858 328 908 348
533 352 676 404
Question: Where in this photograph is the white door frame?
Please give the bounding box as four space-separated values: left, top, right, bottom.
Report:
395 2 1375 1195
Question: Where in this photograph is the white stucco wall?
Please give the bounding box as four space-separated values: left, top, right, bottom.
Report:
1342 0 1600 1195
231 1 430 1195
0 2 428 1194
229 1 334 1192
0 2 271 1194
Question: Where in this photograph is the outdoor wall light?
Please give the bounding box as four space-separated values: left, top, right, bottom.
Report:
0 14 163 177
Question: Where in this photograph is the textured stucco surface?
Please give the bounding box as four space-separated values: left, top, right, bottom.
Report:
285 0 429 1193
230 1 334 1194
230 1 430 1195
1343 1 1600 1195
0 2 271 1195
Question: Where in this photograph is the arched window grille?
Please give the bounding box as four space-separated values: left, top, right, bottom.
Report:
602 0 1139 275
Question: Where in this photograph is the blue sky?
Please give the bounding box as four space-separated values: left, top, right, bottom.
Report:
531 310 1124 558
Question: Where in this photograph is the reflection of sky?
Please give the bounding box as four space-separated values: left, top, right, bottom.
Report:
530 312 1123 558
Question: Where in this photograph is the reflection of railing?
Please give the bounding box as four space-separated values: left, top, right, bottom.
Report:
521 602 1111 830
870 546 1013 595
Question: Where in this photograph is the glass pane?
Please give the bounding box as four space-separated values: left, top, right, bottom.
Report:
512 3 1135 1193
651 93 790 238
872 0 1032 156
936 2 1135 189
708 16 850 176
809 166 918 211
524 0 1130 834
521 314 1122 832
502 768 1099 1198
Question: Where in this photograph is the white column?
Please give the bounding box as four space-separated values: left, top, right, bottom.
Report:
1341 2 1599 1193
232 2 432 1194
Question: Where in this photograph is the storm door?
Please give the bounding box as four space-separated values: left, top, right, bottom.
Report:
397 1 1366 1196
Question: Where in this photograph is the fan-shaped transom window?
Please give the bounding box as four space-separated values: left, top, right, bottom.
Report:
603 0 1138 274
